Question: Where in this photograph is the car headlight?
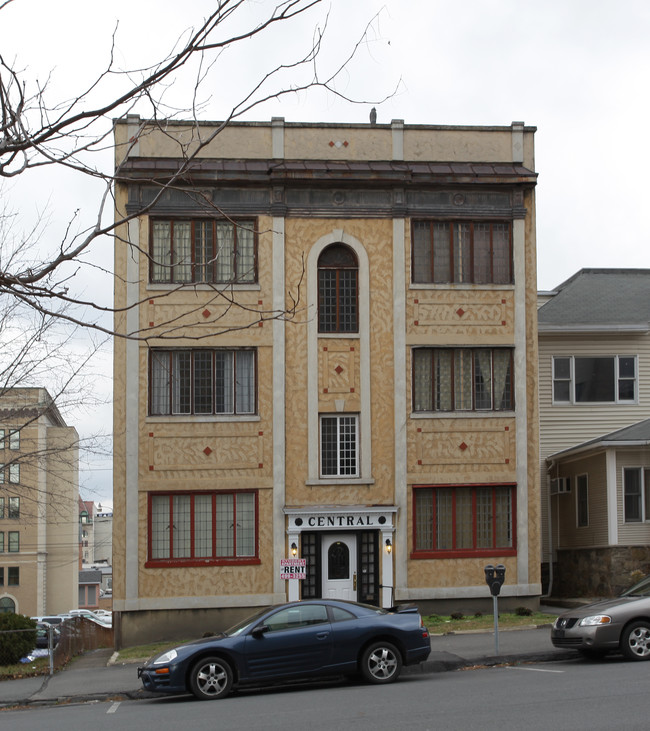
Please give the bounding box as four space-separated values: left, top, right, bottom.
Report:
579 615 612 626
153 649 178 665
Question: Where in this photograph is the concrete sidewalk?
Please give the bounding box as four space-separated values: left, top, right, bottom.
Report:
0 618 576 708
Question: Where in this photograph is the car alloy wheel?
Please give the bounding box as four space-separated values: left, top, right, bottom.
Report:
189 656 233 700
620 621 650 661
361 641 402 684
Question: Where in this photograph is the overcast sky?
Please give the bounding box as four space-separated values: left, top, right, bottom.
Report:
2 0 649 503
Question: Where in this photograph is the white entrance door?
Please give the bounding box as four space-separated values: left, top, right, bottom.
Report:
321 534 357 601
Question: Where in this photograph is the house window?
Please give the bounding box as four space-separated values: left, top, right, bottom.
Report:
320 414 359 478
577 474 589 527
318 244 358 333
0 533 3 552
553 356 636 403
148 491 258 566
7 567 18 586
624 468 650 522
7 497 19 519
413 484 516 558
8 464 19 484
150 219 257 284
150 349 256 416
8 532 19 553
8 430 19 450
412 220 512 285
413 348 513 412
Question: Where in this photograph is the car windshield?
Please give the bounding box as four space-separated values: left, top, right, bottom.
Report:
223 607 271 637
620 575 650 598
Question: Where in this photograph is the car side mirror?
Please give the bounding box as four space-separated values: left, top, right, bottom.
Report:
251 624 270 639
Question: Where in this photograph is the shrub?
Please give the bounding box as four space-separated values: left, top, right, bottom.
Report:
450 611 464 620
515 606 533 617
0 614 37 665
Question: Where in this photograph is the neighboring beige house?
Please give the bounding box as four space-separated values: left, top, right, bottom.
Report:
113 116 540 646
538 269 650 597
0 388 79 615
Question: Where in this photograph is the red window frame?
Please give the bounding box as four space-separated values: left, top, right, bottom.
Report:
145 490 260 568
411 483 517 559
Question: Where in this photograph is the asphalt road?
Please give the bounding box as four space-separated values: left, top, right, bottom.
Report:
3 654 649 730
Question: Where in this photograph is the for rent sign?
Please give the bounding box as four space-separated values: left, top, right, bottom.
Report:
280 558 306 580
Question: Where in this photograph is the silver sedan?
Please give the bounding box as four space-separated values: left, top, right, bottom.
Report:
551 575 650 660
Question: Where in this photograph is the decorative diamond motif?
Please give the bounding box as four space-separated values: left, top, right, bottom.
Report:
203 446 213 456
459 442 468 451
456 308 465 318
202 309 211 318
335 365 344 375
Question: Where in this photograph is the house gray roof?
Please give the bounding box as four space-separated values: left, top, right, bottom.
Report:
79 569 102 584
548 418 650 461
538 269 650 333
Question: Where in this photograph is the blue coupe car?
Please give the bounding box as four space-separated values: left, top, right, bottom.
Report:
138 599 431 700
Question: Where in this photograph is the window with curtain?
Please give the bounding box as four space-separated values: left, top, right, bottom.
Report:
150 219 256 284
413 348 513 412
413 484 516 557
412 220 512 284
318 244 358 333
148 491 258 565
150 349 256 416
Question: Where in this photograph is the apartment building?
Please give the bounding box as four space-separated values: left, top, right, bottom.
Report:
113 116 540 646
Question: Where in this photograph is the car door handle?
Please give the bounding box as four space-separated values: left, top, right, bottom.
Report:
316 632 330 640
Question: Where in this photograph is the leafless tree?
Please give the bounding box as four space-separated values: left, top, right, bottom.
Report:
0 0 393 520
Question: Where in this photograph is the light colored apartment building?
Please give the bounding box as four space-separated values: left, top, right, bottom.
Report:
112 115 540 646
0 388 79 616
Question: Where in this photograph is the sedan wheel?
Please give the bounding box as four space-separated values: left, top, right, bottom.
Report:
189 656 233 700
361 641 402 684
620 621 650 661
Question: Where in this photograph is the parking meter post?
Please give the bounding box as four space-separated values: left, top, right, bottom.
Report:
48 624 54 676
493 595 499 655
484 564 506 655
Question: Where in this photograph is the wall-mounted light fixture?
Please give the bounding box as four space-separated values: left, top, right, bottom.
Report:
291 542 298 557
385 538 392 554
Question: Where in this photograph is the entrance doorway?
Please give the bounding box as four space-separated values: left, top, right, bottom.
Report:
321 533 357 601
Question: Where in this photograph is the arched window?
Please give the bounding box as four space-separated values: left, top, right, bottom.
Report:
318 244 358 333
0 597 16 613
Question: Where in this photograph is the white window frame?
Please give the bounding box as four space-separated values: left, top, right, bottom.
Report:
319 414 360 478
623 467 650 523
552 355 637 405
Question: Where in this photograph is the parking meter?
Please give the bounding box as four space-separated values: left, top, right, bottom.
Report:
484 564 506 596
484 564 506 655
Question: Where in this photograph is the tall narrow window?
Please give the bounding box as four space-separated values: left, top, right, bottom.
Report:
577 475 589 527
318 244 358 333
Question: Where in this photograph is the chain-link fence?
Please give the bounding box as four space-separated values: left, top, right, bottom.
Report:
0 617 114 674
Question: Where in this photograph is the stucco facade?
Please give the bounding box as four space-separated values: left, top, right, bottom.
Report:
113 117 540 647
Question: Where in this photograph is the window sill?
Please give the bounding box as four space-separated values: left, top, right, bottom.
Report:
411 548 517 560
410 411 515 419
145 557 261 568
146 415 260 423
147 282 260 291
409 283 515 291
306 478 375 486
